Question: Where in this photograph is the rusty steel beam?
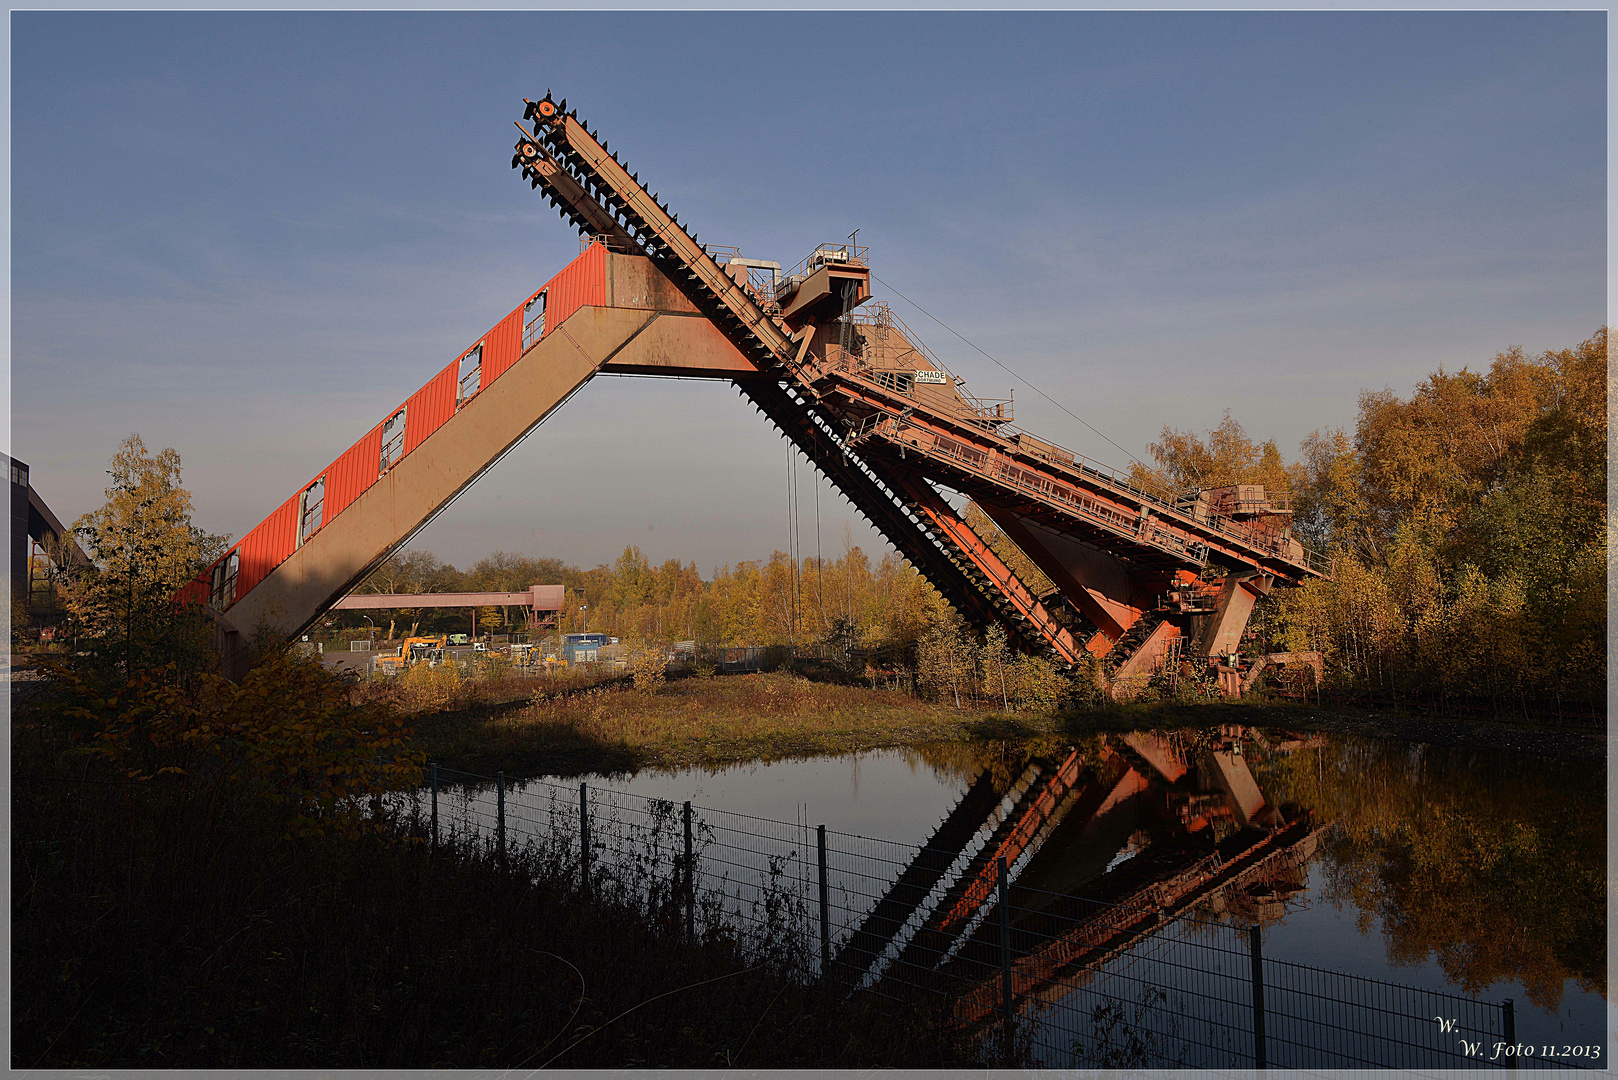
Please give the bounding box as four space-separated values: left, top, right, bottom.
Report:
979 506 1143 654
1109 619 1183 694
599 314 764 379
843 399 1314 584
1196 571 1268 656
888 475 1083 664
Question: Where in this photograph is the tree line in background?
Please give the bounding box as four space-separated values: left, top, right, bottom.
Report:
351 540 944 651
347 536 1084 708
1128 328 1606 714
40 328 1605 716
353 327 1606 714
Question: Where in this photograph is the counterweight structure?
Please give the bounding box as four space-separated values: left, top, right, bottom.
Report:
186 92 1327 692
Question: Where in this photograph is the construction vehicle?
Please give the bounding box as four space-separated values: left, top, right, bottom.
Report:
374 635 448 675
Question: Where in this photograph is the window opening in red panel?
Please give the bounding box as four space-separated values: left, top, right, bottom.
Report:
456 343 483 407
210 551 240 610
379 408 407 474
298 477 326 545
522 291 546 351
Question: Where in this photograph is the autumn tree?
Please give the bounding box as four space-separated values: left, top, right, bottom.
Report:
1128 411 1297 499
1281 328 1607 709
1291 427 1371 556
60 434 229 679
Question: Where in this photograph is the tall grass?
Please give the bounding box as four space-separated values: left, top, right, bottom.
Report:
403 669 1066 777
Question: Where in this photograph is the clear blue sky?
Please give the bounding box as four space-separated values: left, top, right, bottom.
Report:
11 11 1605 571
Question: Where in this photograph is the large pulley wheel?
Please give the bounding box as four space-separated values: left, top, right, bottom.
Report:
536 100 557 118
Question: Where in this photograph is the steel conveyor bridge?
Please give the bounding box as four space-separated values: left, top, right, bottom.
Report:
186 91 1327 689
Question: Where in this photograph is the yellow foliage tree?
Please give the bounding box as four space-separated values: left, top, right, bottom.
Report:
60 434 229 677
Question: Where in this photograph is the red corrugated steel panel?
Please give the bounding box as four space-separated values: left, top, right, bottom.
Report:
481 303 525 386
484 242 606 386
177 575 209 608
325 423 384 522
404 360 458 456
220 247 605 611
543 241 607 343
236 493 299 598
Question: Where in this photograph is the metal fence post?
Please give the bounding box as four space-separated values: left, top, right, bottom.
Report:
817 824 831 977
683 800 694 943
579 782 591 897
430 763 438 851
496 771 506 866
1502 998 1516 1071
998 855 1012 1066
1249 923 1267 1069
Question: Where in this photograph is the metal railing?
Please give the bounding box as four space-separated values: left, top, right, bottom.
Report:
700 244 785 313
821 306 1329 577
393 767 1585 1072
781 242 870 283
855 409 1326 576
833 301 1015 424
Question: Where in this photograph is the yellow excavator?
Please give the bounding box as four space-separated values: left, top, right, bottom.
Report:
374 635 448 675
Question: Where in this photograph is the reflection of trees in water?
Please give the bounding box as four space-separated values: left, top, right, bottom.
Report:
1254 735 1604 1011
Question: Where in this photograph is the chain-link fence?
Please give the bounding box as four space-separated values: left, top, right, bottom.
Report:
392 766 1592 1073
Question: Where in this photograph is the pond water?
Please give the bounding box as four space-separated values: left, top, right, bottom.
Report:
541 729 1607 1057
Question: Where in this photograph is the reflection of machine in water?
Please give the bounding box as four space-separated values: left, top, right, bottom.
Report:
833 728 1329 1032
